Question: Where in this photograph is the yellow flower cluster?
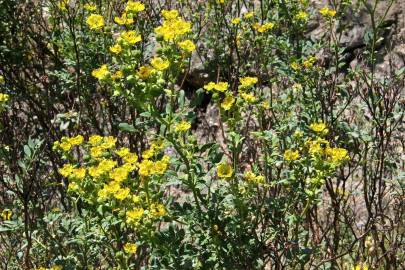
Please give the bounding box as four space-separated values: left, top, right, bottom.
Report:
231 18 241 25
244 171 265 184
138 155 170 177
150 57 170 71
309 122 329 135
91 64 109 80
243 12 254 19
306 138 349 165
203 82 228 92
253 22 274 33
83 3 97 11
109 44 122 54
239 91 257 103
217 162 233 179
0 93 9 110
86 14 104 30
155 10 192 41
320 6 337 17
114 13 134 25
123 242 137 254
352 264 368 270
121 30 142 45
57 0 68 11
284 149 300 161
178 39 196 53
239 76 258 89
303 56 317 69
125 1 145 13
221 95 235 111
53 135 84 152
175 120 191 132
126 202 166 225
295 11 308 21
137 65 154 80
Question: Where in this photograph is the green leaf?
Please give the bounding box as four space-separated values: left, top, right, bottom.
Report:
118 123 136 133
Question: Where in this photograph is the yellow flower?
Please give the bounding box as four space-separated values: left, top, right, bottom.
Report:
59 141 72 152
255 22 274 33
110 167 129 182
0 93 9 102
1 209 12 220
309 122 328 135
114 12 134 25
50 265 63 270
352 264 368 270
69 135 84 145
217 162 233 179
123 243 137 254
153 156 170 175
91 64 109 80
71 168 86 180
295 11 308 21
151 139 165 151
101 136 117 149
123 152 138 164
121 30 142 45
86 14 104 30
231 18 241 25
150 203 166 218
0 75 4 83
109 44 122 54
244 171 265 184
325 147 349 164
126 207 144 224
306 138 330 155
320 6 336 17
111 70 123 81
178 39 196 53
58 0 68 11
240 91 257 103
161 9 179 20
175 120 191 132
116 147 130 157
203 82 228 92
261 101 270 109
98 159 117 172
137 65 153 79
98 181 120 199
67 181 79 192
303 56 316 68
142 148 154 159
125 1 145 13
284 149 300 161
114 187 130 200
215 82 228 92
89 135 103 145
138 159 154 176
239 76 258 89
290 62 300 71
154 14 192 41
83 3 97 11
151 57 170 71
59 163 74 177
221 95 235 111
243 12 254 19
90 146 104 158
